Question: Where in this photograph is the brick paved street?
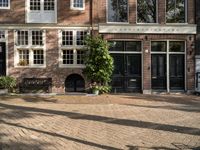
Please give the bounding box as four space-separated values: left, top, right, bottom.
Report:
0 94 200 150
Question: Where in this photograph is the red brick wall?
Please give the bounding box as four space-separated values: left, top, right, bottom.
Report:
8 30 86 93
57 0 91 25
0 0 25 24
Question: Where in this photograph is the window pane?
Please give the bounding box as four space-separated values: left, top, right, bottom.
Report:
109 41 124 51
63 50 74 64
30 0 40 10
0 0 9 8
77 50 84 64
108 0 128 22
126 41 141 51
73 0 83 8
17 31 29 46
76 31 87 45
169 41 185 52
32 31 43 46
151 41 167 52
166 0 185 23
44 0 55 11
0 30 5 39
137 0 157 23
33 49 44 64
62 31 73 46
18 49 29 66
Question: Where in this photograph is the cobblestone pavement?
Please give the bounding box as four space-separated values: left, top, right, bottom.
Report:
0 94 200 150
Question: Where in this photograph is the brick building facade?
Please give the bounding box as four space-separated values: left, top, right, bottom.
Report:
0 0 197 94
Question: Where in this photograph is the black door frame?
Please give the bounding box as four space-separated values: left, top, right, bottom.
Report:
0 42 6 76
111 53 142 92
151 54 167 90
151 41 186 92
110 41 143 93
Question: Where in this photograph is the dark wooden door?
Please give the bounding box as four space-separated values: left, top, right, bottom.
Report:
0 42 6 76
169 54 185 90
111 54 141 92
151 54 167 90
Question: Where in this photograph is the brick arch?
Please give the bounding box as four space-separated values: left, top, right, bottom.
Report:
65 73 85 92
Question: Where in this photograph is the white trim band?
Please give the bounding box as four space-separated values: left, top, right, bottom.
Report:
99 24 197 34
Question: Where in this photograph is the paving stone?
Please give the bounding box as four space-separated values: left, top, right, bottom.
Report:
0 94 200 150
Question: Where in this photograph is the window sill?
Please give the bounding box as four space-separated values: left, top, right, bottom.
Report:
14 65 46 69
59 64 85 68
0 7 10 10
106 22 129 24
70 7 85 11
165 23 189 25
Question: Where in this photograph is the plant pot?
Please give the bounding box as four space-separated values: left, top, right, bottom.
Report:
92 89 99 95
0 89 8 95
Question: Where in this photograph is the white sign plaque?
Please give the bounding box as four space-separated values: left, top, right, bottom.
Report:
99 25 197 34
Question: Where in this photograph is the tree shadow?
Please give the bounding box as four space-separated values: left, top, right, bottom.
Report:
0 103 200 136
126 144 200 150
124 103 200 113
1 120 121 150
0 95 58 103
0 139 52 150
118 94 200 106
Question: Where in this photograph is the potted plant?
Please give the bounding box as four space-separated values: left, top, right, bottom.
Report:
18 60 28 66
83 35 114 95
0 76 16 94
90 82 100 95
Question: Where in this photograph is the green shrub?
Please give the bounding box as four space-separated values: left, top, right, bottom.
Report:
0 76 16 92
83 35 114 94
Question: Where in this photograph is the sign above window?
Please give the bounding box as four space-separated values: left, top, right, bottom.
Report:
99 25 197 34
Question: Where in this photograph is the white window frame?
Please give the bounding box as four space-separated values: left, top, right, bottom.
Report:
136 0 158 24
0 0 10 9
165 0 188 24
70 0 85 11
58 28 89 68
14 30 46 68
106 0 129 24
150 40 186 92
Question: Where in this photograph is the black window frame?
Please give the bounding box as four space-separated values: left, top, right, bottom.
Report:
137 0 157 23
107 0 129 23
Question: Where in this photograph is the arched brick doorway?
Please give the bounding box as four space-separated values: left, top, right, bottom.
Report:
65 74 85 92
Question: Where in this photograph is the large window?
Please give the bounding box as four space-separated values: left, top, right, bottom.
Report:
107 0 128 23
137 0 157 23
71 0 85 10
15 30 45 67
0 0 10 9
166 0 186 23
60 30 88 67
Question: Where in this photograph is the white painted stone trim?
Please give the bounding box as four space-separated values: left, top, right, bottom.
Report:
99 24 197 34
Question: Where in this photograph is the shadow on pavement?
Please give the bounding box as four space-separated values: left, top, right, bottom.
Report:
0 103 200 136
